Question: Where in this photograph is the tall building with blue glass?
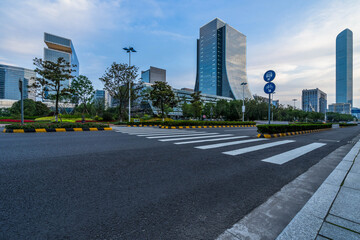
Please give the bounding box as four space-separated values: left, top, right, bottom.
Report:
194 18 251 100
336 29 353 106
0 64 36 100
44 32 79 86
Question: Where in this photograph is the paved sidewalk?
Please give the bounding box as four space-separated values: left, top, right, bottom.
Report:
277 140 360 239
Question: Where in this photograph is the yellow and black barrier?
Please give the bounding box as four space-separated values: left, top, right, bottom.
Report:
3 127 112 133
161 125 256 129
257 128 331 138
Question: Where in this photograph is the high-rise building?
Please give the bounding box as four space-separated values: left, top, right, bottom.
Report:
336 29 353 106
141 66 166 84
44 32 79 86
194 18 251 100
0 64 36 101
302 88 327 114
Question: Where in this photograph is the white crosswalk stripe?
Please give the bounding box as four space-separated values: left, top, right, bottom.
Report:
195 138 267 149
222 140 295 156
147 133 219 139
159 134 234 142
113 128 326 166
174 136 249 145
261 142 326 165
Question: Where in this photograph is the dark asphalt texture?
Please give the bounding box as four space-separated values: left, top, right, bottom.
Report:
1 126 359 239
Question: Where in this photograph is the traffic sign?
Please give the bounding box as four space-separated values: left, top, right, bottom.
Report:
264 70 276 82
264 82 276 94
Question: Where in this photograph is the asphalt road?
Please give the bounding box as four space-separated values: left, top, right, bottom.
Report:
1 126 360 239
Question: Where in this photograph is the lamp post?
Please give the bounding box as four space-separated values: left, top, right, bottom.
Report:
18 78 24 125
292 99 297 109
272 92 275 122
123 47 137 122
241 82 247 121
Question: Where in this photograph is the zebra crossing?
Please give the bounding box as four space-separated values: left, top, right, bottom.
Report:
113 127 327 165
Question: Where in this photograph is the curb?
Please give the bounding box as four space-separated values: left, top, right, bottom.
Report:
276 139 360 239
257 128 331 138
3 127 113 133
160 125 256 129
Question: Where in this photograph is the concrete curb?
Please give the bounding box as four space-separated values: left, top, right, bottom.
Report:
276 139 360 239
257 128 331 138
160 125 256 129
3 127 113 133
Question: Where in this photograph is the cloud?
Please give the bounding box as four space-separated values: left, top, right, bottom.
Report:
247 0 360 107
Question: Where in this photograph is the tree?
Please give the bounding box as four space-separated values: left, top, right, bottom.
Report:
190 91 203 119
100 62 140 121
149 81 177 119
182 101 193 118
31 57 76 122
202 102 215 119
70 75 94 121
10 99 50 117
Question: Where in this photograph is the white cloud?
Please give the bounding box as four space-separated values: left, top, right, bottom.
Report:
247 0 360 107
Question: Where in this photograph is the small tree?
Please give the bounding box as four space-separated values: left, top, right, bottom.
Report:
31 57 75 122
190 91 203 119
100 62 140 121
70 75 94 121
149 81 177 120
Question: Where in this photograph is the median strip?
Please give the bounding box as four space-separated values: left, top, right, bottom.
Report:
3 127 112 133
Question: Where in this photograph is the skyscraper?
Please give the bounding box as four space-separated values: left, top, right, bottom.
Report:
194 18 251 100
0 64 36 100
336 29 353 106
44 32 79 86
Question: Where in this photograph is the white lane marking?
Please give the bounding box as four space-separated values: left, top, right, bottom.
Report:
147 133 219 139
223 140 295 156
159 134 234 142
261 143 326 165
174 136 249 145
195 138 267 149
137 132 200 136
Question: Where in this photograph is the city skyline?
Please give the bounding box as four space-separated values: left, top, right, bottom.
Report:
0 0 360 107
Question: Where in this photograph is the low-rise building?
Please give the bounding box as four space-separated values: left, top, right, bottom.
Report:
328 103 351 114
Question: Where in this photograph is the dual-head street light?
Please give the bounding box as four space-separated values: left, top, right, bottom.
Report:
123 47 136 122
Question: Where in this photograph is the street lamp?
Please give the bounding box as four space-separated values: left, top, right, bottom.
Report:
18 78 24 125
241 82 247 121
272 92 275 122
123 47 137 122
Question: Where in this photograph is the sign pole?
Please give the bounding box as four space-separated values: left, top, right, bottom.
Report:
268 93 271 124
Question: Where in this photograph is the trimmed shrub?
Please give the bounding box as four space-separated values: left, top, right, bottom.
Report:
257 124 332 134
162 120 256 126
5 122 109 130
339 123 357 127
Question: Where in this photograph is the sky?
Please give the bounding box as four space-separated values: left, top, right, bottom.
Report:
0 0 359 107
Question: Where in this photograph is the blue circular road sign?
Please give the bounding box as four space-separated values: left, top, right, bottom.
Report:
264 82 276 94
264 70 276 82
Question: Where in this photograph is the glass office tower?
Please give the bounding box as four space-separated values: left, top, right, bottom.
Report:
302 88 327 114
0 64 36 100
336 29 353 106
44 33 79 85
195 18 251 100
141 66 166 84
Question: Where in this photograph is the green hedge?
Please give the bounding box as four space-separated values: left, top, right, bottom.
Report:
125 121 164 126
5 122 109 130
257 124 332 134
339 123 357 127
